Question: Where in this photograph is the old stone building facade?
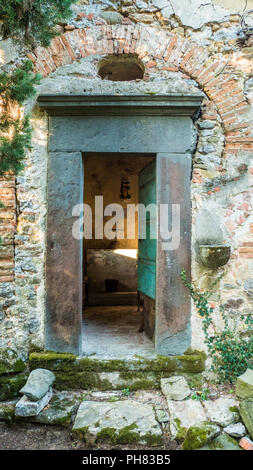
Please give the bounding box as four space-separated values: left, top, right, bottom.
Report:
0 0 252 374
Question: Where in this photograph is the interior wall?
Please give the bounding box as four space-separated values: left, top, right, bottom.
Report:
84 153 154 293
84 153 154 250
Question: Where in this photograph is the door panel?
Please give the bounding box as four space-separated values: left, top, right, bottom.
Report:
137 160 156 300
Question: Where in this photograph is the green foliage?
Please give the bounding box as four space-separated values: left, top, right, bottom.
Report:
0 0 76 47
191 388 210 401
181 269 253 383
0 60 41 106
0 61 41 176
0 116 32 174
121 387 130 396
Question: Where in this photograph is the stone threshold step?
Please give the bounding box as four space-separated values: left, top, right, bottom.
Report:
28 350 206 391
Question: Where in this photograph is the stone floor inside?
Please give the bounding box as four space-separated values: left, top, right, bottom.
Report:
82 305 155 359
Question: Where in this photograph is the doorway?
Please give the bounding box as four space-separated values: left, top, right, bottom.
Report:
82 153 156 358
41 94 201 356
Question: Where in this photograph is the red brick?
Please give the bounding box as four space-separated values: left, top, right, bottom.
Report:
239 437 253 450
146 60 157 68
0 276 14 282
61 34 76 61
64 25 75 31
163 35 177 61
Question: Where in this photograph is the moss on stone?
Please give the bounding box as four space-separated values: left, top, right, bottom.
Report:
180 372 204 389
119 371 161 390
182 422 219 450
144 432 164 447
0 349 26 376
116 423 140 445
0 403 16 422
28 350 206 391
0 371 28 401
96 423 141 445
96 427 117 443
29 351 77 371
229 406 239 413
203 433 242 450
73 426 89 441
176 349 207 373
29 352 178 373
174 418 187 441
183 427 208 450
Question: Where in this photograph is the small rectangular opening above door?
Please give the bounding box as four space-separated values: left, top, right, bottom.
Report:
82 152 156 358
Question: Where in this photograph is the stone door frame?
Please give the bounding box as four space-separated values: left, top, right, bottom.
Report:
38 94 203 356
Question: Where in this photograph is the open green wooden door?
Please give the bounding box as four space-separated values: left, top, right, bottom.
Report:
137 160 157 300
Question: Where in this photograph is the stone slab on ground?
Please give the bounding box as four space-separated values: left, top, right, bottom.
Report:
15 388 53 417
72 399 163 446
236 369 253 399
239 398 253 440
20 368 55 401
199 433 242 450
161 376 191 401
30 392 81 427
167 399 206 440
202 396 240 427
182 422 220 450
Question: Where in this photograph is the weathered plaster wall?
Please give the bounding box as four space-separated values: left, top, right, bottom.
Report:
0 0 252 363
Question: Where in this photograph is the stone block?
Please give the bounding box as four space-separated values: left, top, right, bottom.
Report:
224 422 247 438
202 396 240 427
31 392 80 426
15 388 53 417
161 376 191 400
20 368 55 402
167 399 206 440
199 433 242 450
236 369 253 399
239 399 253 440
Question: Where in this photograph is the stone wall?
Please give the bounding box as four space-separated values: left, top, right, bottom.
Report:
0 0 252 361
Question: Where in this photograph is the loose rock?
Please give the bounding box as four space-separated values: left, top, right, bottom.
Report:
224 422 247 438
15 388 53 417
202 397 239 427
30 392 80 427
20 368 55 402
199 433 242 450
161 376 191 401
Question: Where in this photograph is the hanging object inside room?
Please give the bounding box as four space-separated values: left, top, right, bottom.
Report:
120 178 131 200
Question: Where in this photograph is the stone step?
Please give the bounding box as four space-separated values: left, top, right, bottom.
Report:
29 350 206 391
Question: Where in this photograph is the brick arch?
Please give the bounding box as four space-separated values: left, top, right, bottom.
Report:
27 25 251 150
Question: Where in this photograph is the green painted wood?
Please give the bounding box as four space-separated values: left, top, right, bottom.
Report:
138 160 157 300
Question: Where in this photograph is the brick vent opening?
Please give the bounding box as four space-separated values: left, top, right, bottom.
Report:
98 54 144 81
